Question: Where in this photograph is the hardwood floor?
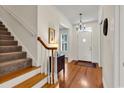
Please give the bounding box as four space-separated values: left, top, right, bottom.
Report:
56 61 103 88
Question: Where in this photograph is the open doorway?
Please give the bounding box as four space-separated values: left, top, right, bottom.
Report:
58 24 69 61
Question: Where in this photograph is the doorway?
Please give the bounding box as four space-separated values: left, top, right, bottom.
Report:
78 31 92 62
59 24 69 59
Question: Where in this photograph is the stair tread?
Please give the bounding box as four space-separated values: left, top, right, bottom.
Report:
0 40 17 43
0 35 14 38
0 40 16 41
0 58 31 66
0 45 21 48
0 35 12 36
0 31 9 33
0 40 17 46
0 66 39 83
14 73 47 88
0 51 26 56
0 46 22 53
0 27 7 29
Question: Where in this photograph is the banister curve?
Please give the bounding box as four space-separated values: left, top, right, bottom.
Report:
37 36 57 50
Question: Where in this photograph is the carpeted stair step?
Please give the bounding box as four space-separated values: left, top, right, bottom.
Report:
0 27 7 30
0 40 18 46
0 21 3 24
0 52 27 62
0 58 32 76
0 31 10 35
0 29 8 32
0 35 14 40
0 26 6 28
0 46 22 53
0 24 5 27
0 21 33 79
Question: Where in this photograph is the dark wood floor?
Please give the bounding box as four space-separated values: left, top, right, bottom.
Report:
56 61 103 88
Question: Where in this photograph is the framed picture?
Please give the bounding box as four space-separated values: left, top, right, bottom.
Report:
48 27 55 44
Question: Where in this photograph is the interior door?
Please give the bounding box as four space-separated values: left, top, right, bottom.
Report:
78 31 92 61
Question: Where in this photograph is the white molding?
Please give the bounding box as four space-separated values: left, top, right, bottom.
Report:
102 77 108 88
114 5 120 88
0 68 41 88
1 6 37 37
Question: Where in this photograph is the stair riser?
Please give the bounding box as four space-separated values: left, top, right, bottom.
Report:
0 52 27 62
0 41 18 46
0 26 6 28
0 35 14 40
0 22 2 24
0 36 14 40
0 27 7 30
0 60 32 76
0 46 22 53
0 25 5 27
0 29 8 32
0 32 10 35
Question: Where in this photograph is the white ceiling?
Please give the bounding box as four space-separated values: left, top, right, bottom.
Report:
54 5 99 25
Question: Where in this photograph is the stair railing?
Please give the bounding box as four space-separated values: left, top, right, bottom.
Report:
37 36 57 84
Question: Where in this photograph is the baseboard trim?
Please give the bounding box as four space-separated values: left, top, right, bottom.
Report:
32 77 48 88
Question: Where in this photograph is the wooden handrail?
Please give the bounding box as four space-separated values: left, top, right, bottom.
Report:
37 36 57 50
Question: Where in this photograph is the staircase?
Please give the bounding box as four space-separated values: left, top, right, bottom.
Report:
0 21 48 88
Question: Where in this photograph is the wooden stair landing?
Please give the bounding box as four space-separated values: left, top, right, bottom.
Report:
14 73 47 88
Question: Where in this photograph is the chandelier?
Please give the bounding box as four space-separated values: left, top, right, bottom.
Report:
76 13 86 31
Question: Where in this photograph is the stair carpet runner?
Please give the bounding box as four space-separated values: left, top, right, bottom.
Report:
0 21 32 77
0 21 52 88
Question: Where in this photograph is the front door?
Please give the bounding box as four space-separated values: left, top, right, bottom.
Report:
78 31 92 61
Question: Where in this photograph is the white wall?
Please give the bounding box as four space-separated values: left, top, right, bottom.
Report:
0 5 37 66
99 5 115 87
3 5 37 32
70 27 79 60
119 6 124 87
37 5 72 73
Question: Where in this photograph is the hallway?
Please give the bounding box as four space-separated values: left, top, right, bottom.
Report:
44 61 103 88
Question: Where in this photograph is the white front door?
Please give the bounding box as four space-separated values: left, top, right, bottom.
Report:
78 31 92 61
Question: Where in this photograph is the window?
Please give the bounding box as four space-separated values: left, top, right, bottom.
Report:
61 33 68 52
83 27 92 32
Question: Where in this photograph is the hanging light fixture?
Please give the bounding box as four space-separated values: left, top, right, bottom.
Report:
76 13 86 31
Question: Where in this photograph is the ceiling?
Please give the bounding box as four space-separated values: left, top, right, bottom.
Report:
54 5 99 25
